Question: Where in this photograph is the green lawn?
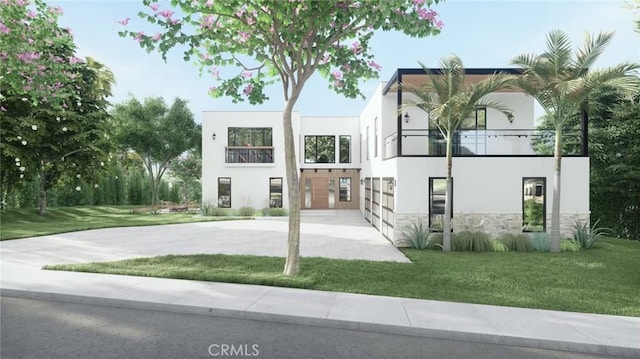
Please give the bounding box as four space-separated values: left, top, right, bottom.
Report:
0 206 249 240
45 237 640 317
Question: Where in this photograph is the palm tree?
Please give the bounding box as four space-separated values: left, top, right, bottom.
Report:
511 30 639 252
86 56 116 98
401 56 515 251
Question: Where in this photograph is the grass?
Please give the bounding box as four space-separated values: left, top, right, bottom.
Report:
45 237 640 317
0 206 251 240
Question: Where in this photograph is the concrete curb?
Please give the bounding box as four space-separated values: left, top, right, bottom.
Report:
2 288 637 358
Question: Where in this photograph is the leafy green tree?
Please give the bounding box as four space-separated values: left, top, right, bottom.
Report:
169 150 202 205
511 30 639 252
113 96 200 207
401 56 514 251
119 0 443 275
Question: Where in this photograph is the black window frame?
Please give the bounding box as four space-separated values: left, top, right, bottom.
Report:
218 177 231 208
339 177 351 202
304 135 336 163
339 135 351 164
228 127 273 147
429 177 453 230
522 177 546 232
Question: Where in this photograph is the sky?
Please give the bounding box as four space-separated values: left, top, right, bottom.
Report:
49 0 639 121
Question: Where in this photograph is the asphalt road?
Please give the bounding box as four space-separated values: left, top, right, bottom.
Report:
0 297 622 359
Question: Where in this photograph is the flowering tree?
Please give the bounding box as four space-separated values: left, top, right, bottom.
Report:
120 0 444 275
0 0 81 108
1 0 112 214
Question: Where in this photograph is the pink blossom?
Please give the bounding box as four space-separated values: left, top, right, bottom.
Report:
69 57 83 64
417 8 437 21
319 54 330 65
200 53 211 60
246 17 255 26
150 3 160 11
209 67 220 79
243 84 253 96
62 102 68 108
341 64 350 72
17 52 41 63
169 18 181 25
333 80 344 88
368 60 382 71
134 31 144 43
201 15 214 29
435 20 444 29
160 10 174 18
413 0 425 6
331 70 342 80
350 41 361 54
23 85 32 92
238 31 250 43
235 8 246 17
205 0 214 7
209 86 217 93
0 22 9 34
117 17 130 26
241 71 252 79
152 32 162 41
26 10 37 18
0 106 6 112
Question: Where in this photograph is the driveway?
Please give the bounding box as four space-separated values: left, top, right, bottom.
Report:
0 210 409 271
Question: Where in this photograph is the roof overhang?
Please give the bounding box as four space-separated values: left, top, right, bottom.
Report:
382 68 525 95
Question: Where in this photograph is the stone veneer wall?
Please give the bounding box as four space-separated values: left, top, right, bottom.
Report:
393 212 590 247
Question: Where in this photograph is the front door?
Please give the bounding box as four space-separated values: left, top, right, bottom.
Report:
310 177 329 209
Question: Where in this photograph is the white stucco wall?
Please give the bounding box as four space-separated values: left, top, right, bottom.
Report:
201 111 300 209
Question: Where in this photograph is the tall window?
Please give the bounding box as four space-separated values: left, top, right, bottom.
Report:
339 135 351 163
269 177 283 208
218 177 231 208
339 177 351 202
523 178 546 232
429 177 452 230
228 128 272 146
304 136 335 163
374 117 378 158
460 107 487 130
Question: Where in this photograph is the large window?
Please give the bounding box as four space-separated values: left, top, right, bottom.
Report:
523 178 546 232
228 127 272 146
226 128 273 163
269 177 283 208
460 107 487 130
304 136 335 163
339 177 351 202
339 135 351 163
429 177 452 230
218 177 231 208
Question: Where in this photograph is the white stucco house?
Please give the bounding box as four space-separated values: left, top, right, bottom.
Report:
202 68 590 245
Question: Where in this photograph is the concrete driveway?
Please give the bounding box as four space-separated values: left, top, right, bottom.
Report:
0 210 409 269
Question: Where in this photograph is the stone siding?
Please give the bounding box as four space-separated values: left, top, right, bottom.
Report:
392 212 590 247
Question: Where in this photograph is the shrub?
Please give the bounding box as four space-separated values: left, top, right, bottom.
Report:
561 239 581 252
498 233 533 252
573 219 609 249
200 201 231 217
237 206 256 217
401 219 442 250
265 208 288 216
451 231 492 252
491 240 509 252
530 232 551 252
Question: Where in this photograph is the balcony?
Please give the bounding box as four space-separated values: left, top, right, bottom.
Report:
383 129 585 158
225 146 274 163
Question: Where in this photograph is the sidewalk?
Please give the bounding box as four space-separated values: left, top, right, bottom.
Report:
1 265 639 357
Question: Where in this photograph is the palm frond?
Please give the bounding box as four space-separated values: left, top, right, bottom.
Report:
543 30 574 72
573 31 614 72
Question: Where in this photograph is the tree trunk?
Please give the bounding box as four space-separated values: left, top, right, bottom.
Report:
282 97 301 276
38 161 47 216
550 127 563 253
442 132 453 252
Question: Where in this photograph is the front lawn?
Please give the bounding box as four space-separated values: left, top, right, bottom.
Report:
0 206 249 240
44 237 640 316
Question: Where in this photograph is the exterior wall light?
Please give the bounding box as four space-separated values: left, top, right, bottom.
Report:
404 113 410 123
507 114 514 124
212 132 217 140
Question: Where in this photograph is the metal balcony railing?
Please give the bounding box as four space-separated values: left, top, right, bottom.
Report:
225 146 274 163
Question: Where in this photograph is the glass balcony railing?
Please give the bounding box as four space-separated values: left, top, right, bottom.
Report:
225 146 274 163
397 129 584 156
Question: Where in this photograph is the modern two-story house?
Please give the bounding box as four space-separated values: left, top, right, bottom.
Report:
201 68 590 246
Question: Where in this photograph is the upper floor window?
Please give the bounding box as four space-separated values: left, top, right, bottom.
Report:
226 127 273 163
228 127 272 146
339 135 351 163
305 136 335 163
460 107 487 130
